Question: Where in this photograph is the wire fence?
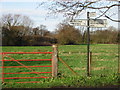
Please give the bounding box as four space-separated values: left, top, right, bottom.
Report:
58 44 118 76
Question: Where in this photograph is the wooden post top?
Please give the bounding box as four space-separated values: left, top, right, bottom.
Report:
52 45 57 48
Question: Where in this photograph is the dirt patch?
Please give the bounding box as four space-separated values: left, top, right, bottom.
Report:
92 53 101 55
92 67 106 70
74 67 86 70
74 67 107 71
60 52 103 55
97 59 108 61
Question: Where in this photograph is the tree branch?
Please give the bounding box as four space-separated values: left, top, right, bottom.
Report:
95 8 110 19
105 15 120 22
87 4 120 9
39 1 119 22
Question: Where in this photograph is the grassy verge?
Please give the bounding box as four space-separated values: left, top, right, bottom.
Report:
2 74 119 88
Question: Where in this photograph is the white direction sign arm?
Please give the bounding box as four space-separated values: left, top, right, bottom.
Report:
70 19 107 28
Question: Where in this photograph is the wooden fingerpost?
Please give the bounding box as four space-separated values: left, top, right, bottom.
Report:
88 51 91 76
90 52 92 70
52 45 58 77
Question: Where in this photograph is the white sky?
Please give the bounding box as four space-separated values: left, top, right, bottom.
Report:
0 0 50 2
0 0 119 31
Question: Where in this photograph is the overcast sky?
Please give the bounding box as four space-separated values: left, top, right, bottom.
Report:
0 0 118 31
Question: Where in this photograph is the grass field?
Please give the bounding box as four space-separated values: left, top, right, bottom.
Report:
1 44 119 88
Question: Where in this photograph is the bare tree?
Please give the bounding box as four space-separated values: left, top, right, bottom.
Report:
22 16 33 27
39 0 120 22
1 13 34 36
1 14 34 45
1 14 33 30
38 25 50 37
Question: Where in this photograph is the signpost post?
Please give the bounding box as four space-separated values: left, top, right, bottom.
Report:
87 12 90 76
70 12 107 76
118 1 120 74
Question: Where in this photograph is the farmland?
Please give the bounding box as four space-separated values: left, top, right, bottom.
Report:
1 44 119 88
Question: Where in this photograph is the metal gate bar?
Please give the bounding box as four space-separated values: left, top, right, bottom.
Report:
0 52 53 83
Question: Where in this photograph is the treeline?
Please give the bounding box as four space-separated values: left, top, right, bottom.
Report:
55 24 118 45
1 14 118 46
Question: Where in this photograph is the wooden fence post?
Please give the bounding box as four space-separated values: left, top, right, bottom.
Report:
52 45 58 77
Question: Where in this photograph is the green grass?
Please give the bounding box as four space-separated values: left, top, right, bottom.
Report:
1 44 119 88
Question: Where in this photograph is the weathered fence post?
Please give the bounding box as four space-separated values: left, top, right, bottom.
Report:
52 45 58 77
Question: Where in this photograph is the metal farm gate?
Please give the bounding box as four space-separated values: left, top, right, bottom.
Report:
0 45 58 84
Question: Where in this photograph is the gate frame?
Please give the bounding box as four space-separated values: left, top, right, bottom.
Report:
0 45 58 84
